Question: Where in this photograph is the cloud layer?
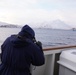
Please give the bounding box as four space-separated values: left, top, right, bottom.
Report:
0 0 76 27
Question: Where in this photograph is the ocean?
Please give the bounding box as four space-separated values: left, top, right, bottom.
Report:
0 28 76 49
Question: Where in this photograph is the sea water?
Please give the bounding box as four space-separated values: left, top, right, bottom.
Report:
0 28 76 48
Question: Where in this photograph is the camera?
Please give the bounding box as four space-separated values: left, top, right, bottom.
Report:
33 37 42 49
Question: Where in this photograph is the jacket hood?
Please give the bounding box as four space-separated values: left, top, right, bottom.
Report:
18 25 35 39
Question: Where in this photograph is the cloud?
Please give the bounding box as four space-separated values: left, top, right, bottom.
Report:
0 8 76 26
0 0 76 26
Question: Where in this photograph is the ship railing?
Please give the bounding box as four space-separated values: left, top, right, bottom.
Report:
31 45 76 75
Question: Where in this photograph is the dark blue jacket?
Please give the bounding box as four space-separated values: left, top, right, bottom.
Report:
0 25 45 75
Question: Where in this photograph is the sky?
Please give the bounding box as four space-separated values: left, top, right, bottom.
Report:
0 0 76 27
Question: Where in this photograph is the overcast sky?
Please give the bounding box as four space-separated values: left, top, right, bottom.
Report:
0 0 76 27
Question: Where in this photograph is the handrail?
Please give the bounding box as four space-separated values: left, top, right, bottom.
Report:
43 45 76 51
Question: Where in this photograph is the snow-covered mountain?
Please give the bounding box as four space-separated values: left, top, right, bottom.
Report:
0 21 9 25
0 21 19 28
50 20 71 29
37 20 72 29
0 20 72 29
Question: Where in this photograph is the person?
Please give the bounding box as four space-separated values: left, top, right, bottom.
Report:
0 25 45 75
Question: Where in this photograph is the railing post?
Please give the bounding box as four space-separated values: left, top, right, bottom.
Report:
44 54 55 75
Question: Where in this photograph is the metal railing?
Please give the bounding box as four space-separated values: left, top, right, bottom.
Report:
32 45 76 75
43 45 76 51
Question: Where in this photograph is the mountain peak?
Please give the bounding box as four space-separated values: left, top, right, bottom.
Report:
0 21 20 28
52 19 62 23
51 19 71 29
37 19 72 29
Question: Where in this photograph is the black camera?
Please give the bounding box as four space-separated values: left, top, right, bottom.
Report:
33 37 42 49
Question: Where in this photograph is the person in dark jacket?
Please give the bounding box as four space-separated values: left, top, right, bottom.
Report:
0 25 45 75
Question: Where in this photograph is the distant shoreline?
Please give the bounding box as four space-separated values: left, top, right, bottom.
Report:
0 25 21 28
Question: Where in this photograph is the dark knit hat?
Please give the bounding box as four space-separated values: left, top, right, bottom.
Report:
18 25 35 38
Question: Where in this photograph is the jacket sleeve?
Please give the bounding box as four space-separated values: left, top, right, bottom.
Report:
31 44 45 66
1 37 10 61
